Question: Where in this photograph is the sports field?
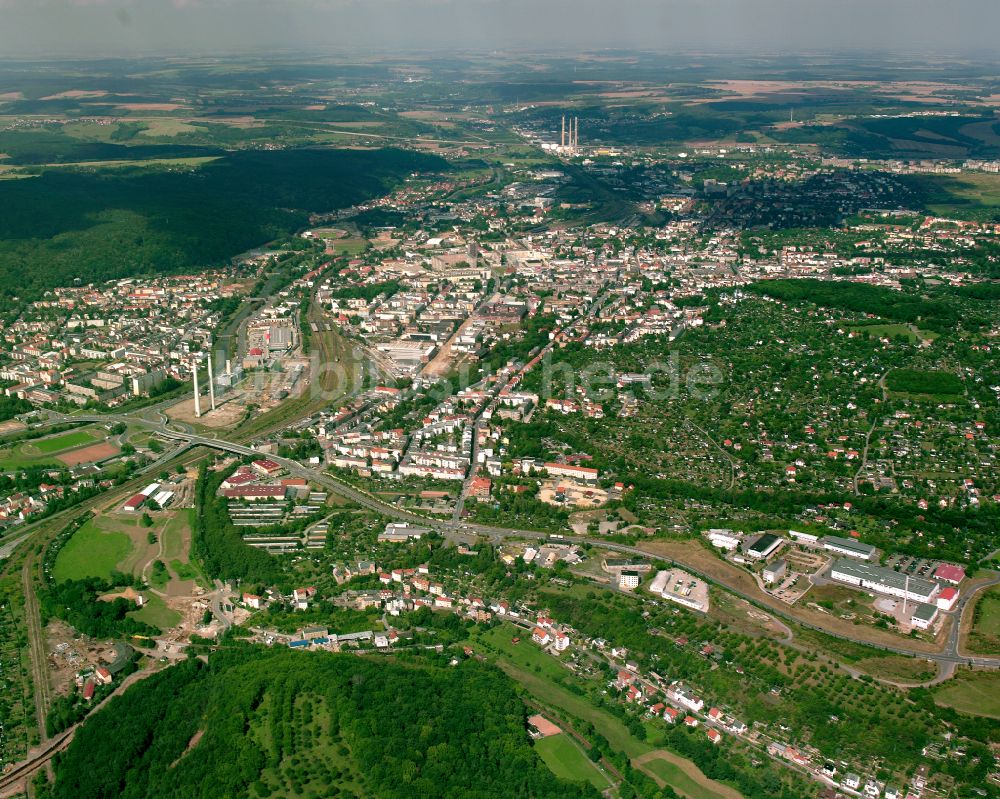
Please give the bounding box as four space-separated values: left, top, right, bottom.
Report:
0 426 112 471
34 429 99 454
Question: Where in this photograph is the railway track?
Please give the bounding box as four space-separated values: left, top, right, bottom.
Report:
21 555 51 749
0 446 210 778
0 666 160 796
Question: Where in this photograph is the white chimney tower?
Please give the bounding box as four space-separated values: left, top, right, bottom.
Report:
192 361 202 418
207 353 217 412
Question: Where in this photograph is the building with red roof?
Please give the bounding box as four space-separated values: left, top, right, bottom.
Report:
470 476 492 498
122 493 146 511
933 564 966 585
221 485 286 501
252 459 282 476
936 586 959 611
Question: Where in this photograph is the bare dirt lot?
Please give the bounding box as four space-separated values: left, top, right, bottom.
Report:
167 394 247 429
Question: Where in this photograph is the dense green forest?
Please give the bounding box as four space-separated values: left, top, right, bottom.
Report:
0 148 446 316
886 367 965 396
191 461 284 586
43 647 597 799
747 278 980 332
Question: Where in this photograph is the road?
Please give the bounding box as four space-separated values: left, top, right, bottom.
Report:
0 394 996 790
26 405 1000 673
2 320 996 792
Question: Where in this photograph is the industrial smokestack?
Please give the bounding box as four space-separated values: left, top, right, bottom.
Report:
561 115 565 148
207 353 217 412
574 117 579 149
192 361 202 418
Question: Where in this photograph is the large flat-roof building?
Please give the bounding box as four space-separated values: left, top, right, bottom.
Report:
745 533 782 561
822 535 876 561
829 558 939 604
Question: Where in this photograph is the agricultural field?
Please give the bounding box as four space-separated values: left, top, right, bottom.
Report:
534 733 612 791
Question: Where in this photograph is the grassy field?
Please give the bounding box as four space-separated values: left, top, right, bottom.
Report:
32 429 99 454
127 593 181 631
922 172 1000 219
534 733 612 791
53 518 134 582
841 323 939 343
854 656 936 684
967 586 1000 654
933 670 1000 719
0 449 59 471
160 511 190 562
636 751 743 799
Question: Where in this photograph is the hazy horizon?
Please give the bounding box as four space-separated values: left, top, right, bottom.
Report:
1 0 998 58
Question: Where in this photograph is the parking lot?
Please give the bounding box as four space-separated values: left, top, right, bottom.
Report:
884 553 941 580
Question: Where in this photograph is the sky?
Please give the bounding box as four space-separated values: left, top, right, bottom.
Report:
0 0 998 57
